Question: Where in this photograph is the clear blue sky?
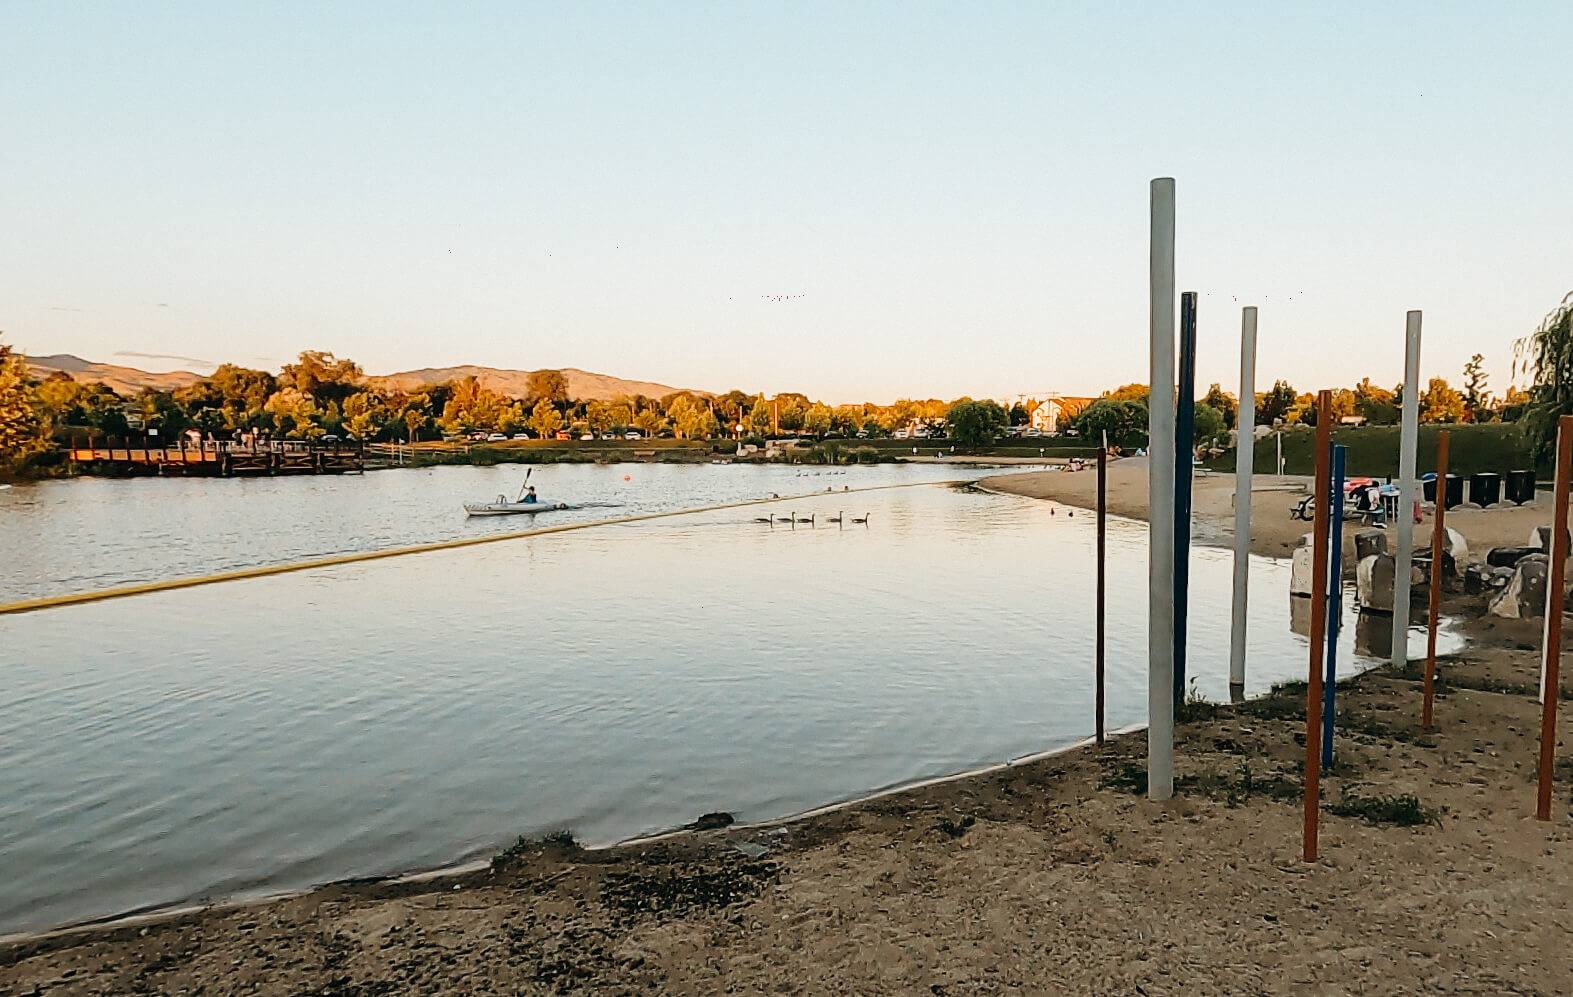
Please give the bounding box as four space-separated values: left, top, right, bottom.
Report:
3 2 1569 403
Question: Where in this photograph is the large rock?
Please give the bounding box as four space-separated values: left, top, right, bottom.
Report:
1487 546 1542 569
1529 526 1572 554
1354 529 1387 561
1489 556 1549 620
1357 553 1395 613
1290 546 1314 597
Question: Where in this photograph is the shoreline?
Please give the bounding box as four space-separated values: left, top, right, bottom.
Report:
7 607 1569 990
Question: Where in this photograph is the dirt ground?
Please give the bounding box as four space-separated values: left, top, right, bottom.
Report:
986 459 1550 560
6 471 1573 994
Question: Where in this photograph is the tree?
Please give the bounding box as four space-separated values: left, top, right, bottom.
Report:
1075 398 1147 447
667 395 717 439
1192 402 1225 445
747 397 773 436
633 408 665 436
1462 354 1489 422
341 391 389 440
526 369 569 405
1353 378 1399 425
440 376 512 435
1256 380 1297 425
528 398 564 438
1107 383 1149 403
1516 291 1573 459
803 402 833 437
0 341 46 470
945 399 1007 448
1201 384 1237 429
263 387 323 438
280 351 362 404
1419 376 1465 423
1008 402 1029 426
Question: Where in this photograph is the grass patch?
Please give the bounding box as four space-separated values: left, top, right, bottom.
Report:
936 814 976 838
492 828 582 868
1100 761 1301 807
1327 790 1438 827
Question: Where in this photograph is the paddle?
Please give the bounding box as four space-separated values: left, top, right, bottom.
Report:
517 466 533 503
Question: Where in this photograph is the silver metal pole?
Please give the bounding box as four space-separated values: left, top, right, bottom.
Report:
1229 306 1258 693
1392 310 1423 668
1148 177 1176 801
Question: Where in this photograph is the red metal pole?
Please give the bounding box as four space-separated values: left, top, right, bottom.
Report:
1423 431 1450 728
1536 415 1573 820
1096 445 1107 744
1303 390 1333 862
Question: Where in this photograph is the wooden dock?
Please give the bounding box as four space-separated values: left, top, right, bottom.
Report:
67 438 365 476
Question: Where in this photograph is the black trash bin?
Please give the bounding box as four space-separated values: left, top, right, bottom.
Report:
1444 473 1464 509
1470 472 1502 507
1506 469 1536 505
1422 473 1438 504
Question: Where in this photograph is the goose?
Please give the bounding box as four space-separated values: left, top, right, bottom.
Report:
852 513 870 525
827 512 843 524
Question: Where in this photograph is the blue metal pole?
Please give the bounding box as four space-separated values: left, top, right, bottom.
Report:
1322 444 1346 768
1173 291 1197 708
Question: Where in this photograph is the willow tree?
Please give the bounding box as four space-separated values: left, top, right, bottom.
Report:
1515 290 1573 460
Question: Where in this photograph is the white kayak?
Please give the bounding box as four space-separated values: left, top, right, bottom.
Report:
464 498 570 517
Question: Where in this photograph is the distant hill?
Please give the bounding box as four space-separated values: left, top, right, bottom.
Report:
364 365 704 402
25 354 203 396
26 354 704 403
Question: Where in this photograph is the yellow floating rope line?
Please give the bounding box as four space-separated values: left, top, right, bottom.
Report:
1 479 958 617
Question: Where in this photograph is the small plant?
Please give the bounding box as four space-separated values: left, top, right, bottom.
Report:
1327 790 1437 827
937 814 976 838
492 828 582 868
1176 683 1222 724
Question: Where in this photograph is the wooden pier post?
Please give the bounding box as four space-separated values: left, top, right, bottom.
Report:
1423 431 1451 728
1303 390 1333 862
1536 415 1573 820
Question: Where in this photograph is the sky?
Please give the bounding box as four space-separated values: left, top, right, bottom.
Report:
2 2 1570 404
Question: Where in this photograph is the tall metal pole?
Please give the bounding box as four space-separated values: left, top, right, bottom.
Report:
1096 445 1107 744
1230 307 1258 697
1303 390 1333 862
1173 292 1197 708
1322 444 1346 768
1423 431 1451 728
1537 415 1572 820
1392 311 1423 668
1147 177 1177 801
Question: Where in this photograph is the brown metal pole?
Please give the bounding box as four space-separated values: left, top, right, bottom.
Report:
1536 415 1573 820
1423 430 1451 728
1303 390 1333 862
1096 445 1107 744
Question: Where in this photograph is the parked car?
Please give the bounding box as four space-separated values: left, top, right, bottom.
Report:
624 431 643 440
579 433 594 441
486 433 507 441
511 433 530 440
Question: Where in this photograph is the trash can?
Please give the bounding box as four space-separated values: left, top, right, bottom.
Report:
1444 473 1464 509
1421 472 1438 504
1506 469 1537 505
1470 472 1502 507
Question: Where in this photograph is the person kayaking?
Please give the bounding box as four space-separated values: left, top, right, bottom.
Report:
522 485 539 504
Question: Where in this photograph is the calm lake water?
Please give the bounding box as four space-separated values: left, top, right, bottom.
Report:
0 471 1451 936
0 463 977 604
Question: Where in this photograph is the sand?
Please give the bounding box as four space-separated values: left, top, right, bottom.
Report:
985 459 1551 560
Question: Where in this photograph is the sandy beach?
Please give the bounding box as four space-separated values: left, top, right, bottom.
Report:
986 459 1550 561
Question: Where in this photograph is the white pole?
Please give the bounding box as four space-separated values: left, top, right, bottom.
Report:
1148 178 1176 801
1276 431 1283 476
1391 310 1423 669
1229 307 1258 692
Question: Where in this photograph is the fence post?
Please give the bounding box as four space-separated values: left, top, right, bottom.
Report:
1536 415 1573 820
1097 444 1107 744
1230 307 1258 697
1303 390 1333 861
1423 431 1451 728
1147 177 1177 801
1322 444 1346 768
1173 292 1197 709
1392 311 1423 668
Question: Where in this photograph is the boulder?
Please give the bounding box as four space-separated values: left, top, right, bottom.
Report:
1354 529 1387 561
1529 526 1572 554
1290 546 1314 597
1489 557 1549 620
1487 546 1541 569
1357 553 1395 613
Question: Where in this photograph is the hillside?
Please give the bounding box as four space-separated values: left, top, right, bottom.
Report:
26 355 704 403
363 365 703 402
24 354 203 396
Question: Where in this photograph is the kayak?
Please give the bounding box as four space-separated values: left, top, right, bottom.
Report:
463 498 570 517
